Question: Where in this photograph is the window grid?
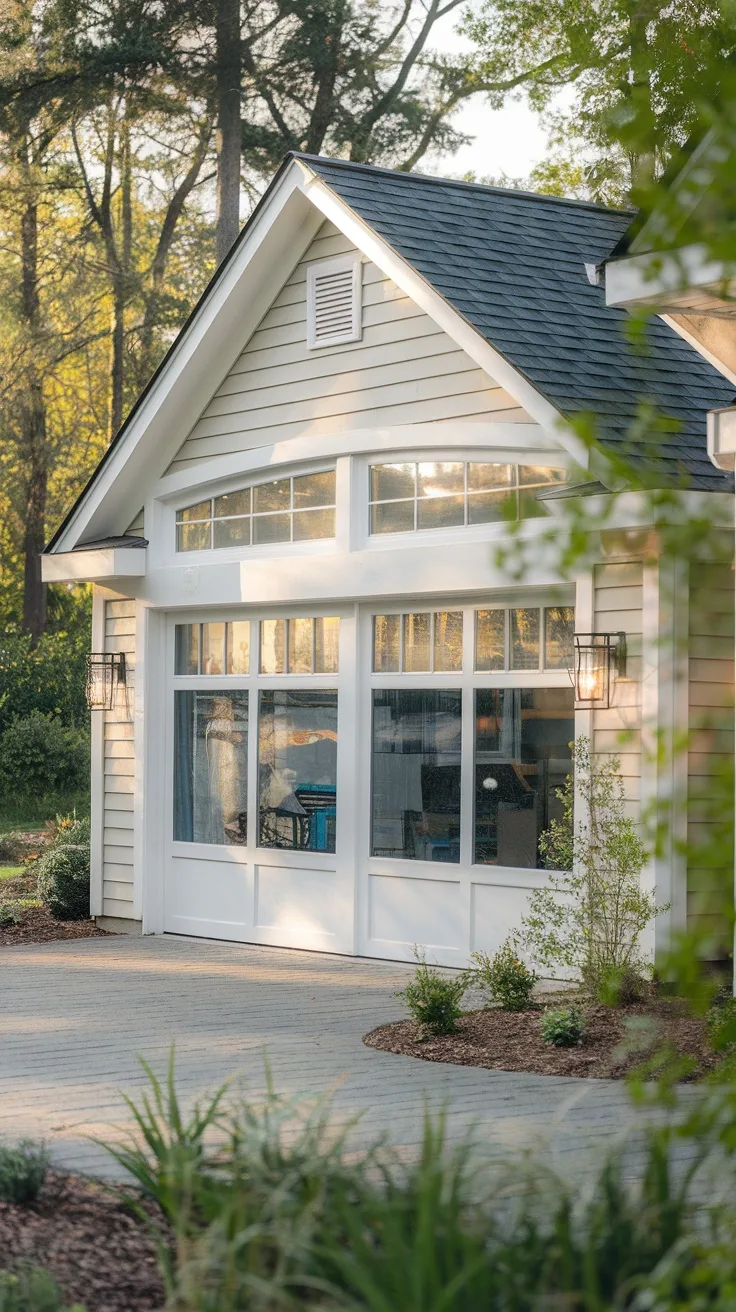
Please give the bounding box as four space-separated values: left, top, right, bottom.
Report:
373 611 464 674
175 622 250 676
372 606 574 674
368 461 566 536
176 470 336 553
260 617 340 676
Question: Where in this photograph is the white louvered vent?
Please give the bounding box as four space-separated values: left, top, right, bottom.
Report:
306 255 362 349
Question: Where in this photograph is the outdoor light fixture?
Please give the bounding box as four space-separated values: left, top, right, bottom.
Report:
571 633 626 709
85 653 126 711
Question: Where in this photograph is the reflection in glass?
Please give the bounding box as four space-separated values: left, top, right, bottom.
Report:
253 513 291 544
177 521 211 552
294 470 335 507
293 507 335 540
467 489 514 524
474 688 574 867
201 623 225 675
370 463 415 501
214 489 251 517
226 622 250 674
213 517 251 548
468 463 513 490
177 499 211 523
288 617 313 674
518 466 566 485
254 479 290 513
371 690 462 862
511 608 540 670
261 619 286 674
518 488 547 519
315 617 339 674
259 691 338 851
544 607 575 669
417 462 464 496
433 611 463 671
175 624 199 676
475 610 505 671
370 500 414 534
373 614 400 672
417 494 464 530
403 613 431 672
174 691 248 844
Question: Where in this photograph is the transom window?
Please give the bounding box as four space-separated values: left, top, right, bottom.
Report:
372 606 573 673
261 618 340 675
368 461 566 535
175 622 250 675
176 470 336 552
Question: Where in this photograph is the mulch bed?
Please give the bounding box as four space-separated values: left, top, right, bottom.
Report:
0 872 107 947
0 1170 166 1311
364 997 724 1081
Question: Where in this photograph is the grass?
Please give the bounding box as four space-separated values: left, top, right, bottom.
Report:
0 866 22 881
0 792 90 835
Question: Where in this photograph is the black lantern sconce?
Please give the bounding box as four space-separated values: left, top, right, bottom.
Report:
570 633 626 709
85 653 127 711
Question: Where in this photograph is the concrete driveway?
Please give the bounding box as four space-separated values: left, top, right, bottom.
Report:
0 934 669 1181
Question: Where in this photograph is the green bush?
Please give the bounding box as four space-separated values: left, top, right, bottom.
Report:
0 1268 83 1312
0 625 89 738
36 845 90 921
396 955 466 1036
598 963 648 1007
0 714 89 801
708 995 736 1052
465 940 538 1011
0 905 22 927
49 815 91 849
540 1005 585 1047
0 1141 49 1204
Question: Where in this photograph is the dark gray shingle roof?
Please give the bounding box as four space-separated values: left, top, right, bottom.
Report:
300 155 734 490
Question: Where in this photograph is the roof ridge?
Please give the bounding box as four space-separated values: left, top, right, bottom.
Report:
292 151 635 219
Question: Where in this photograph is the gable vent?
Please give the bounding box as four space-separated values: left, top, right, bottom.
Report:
306 255 362 349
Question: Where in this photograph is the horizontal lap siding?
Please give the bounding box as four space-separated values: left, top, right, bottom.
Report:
167 222 531 474
592 562 643 820
125 509 144 537
102 599 136 919
687 561 734 954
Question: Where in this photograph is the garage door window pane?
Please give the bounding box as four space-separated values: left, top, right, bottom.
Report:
259 691 338 852
371 690 461 862
544 606 575 669
403 613 430 672
474 687 574 867
175 624 199 675
226 622 250 674
510 608 540 669
174 691 248 844
433 611 463 671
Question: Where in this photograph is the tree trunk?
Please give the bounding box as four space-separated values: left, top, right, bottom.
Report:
627 0 655 191
215 0 241 264
19 140 48 642
108 113 131 439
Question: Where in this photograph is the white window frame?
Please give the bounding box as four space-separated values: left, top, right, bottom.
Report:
306 255 362 350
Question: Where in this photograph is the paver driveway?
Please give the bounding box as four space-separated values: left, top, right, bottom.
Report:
0 934 657 1181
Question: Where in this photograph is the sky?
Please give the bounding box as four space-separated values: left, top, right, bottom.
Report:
426 2 550 183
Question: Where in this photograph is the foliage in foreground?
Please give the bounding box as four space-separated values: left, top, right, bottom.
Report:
0 1268 83 1312
103 1053 736 1312
464 940 538 1011
395 953 465 1035
0 1141 49 1205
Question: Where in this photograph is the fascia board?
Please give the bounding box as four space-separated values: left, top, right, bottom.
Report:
153 421 564 501
297 165 591 471
41 547 147 583
50 161 321 554
605 243 731 309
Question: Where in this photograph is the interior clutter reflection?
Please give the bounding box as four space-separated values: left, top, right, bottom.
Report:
474 688 574 867
371 689 462 863
173 691 249 844
258 690 338 852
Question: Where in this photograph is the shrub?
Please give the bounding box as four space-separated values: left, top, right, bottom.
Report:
49 815 91 849
0 623 90 739
598 963 648 1007
521 738 665 996
464 940 538 1011
540 1006 585 1047
0 714 89 801
708 995 736 1052
36 845 90 921
0 1141 49 1205
0 905 22 928
396 953 466 1036
0 1268 82 1312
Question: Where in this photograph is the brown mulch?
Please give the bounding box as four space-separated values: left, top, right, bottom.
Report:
0 872 108 947
0 1170 167 1311
364 996 724 1081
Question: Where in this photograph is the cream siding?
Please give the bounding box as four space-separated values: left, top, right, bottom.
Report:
125 509 144 536
687 561 734 952
102 598 136 918
592 561 643 814
168 221 532 474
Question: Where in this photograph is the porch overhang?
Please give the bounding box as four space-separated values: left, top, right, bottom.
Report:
41 545 147 584
606 244 736 317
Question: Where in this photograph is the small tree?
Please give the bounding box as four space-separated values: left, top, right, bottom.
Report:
520 738 664 995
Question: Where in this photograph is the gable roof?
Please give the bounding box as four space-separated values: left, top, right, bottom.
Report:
299 154 735 490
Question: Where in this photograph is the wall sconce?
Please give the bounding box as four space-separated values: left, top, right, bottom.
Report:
85 653 126 711
571 633 626 709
